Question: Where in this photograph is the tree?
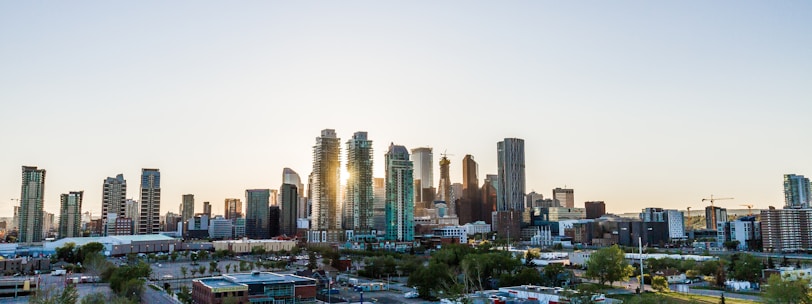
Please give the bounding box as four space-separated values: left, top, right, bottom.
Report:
56 242 78 263
170 251 179 262
651 276 669 293
525 248 540 266
180 266 188 278
83 252 113 278
81 242 105 256
723 241 740 251
199 265 207 276
210 261 219 274
177 285 193 304
31 284 79 304
307 251 317 270
225 264 231 273
584 245 634 286
542 263 566 287
190 268 198 277
764 274 811 304
732 254 763 283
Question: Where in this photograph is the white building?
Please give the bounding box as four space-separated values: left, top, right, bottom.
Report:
433 226 468 243
463 221 491 235
209 216 233 239
718 217 760 250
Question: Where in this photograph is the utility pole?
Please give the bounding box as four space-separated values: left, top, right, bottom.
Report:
639 236 644 295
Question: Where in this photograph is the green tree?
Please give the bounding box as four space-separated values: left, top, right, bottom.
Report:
81 242 105 256
31 284 79 304
199 265 207 276
56 242 78 263
180 266 188 278
83 252 113 278
732 254 763 283
542 263 566 287
525 248 540 266
307 251 317 270
584 245 634 286
764 274 811 304
190 268 198 277
225 264 231 273
170 251 178 262
651 275 669 292
723 241 740 251
177 285 193 304
209 261 219 274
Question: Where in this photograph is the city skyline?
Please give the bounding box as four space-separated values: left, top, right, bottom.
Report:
2 2 811 218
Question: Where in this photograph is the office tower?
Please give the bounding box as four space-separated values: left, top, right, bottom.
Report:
346 131 374 231
526 191 544 208
705 206 728 230
457 155 481 225
270 189 279 207
58 191 83 238
269 206 281 237
410 147 434 206
138 168 161 234
125 199 139 219
438 154 451 204
181 194 195 224
203 201 212 217
282 168 307 219
164 212 181 232
385 143 414 241
224 199 243 220
280 184 298 236
552 188 575 209
497 138 526 212
19 166 46 243
785 174 811 209
311 129 341 231
372 178 386 232
245 189 270 239
584 201 606 219
480 175 498 224
43 212 55 238
101 174 127 236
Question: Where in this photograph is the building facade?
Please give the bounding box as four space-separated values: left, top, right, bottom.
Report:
101 174 126 236
282 168 307 220
58 191 83 239
761 208 812 252
410 147 434 206
138 168 161 235
20 166 46 243
585 201 606 219
705 206 728 230
181 194 195 224
224 198 242 220
385 144 414 241
497 138 525 213
785 174 811 209
311 129 341 232
345 131 374 231
280 184 298 237
203 201 212 217
552 188 574 209
245 189 270 240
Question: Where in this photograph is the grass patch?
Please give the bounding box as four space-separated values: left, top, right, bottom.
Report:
611 292 758 304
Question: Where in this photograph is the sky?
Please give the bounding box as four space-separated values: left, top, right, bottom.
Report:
0 1 810 218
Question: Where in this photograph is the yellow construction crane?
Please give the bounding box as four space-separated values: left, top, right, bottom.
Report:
702 195 734 229
741 204 754 216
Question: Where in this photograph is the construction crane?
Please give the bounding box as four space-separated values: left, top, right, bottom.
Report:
741 204 754 216
702 195 734 229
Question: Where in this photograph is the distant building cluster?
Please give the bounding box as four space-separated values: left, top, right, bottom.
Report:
3 129 811 256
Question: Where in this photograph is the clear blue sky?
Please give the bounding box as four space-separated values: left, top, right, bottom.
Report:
1 1 810 218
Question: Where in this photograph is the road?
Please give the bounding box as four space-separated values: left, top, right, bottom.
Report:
142 284 180 304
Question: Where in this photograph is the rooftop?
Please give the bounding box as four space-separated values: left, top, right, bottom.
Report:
225 272 314 285
213 239 296 244
197 277 248 291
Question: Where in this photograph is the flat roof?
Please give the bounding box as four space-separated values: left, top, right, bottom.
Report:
213 239 295 244
225 272 316 284
197 278 248 292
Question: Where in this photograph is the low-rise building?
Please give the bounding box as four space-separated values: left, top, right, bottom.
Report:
192 272 317 304
212 239 296 254
432 226 467 243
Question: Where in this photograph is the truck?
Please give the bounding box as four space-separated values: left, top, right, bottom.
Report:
51 269 67 276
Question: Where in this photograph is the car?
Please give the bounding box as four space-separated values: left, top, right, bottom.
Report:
404 291 419 299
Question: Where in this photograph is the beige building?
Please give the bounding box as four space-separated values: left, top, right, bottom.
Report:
212 239 296 253
547 207 586 221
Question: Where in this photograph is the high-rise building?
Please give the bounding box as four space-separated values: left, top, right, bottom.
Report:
346 131 374 231
245 189 270 239
225 199 243 220
20 166 46 243
280 183 298 236
101 174 126 236
526 191 544 209
181 194 195 224
12 205 20 230
410 147 434 206
372 178 386 232
385 143 414 242
585 201 606 219
705 206 728 230
438 155 451 205
164 212 182 232
784 174 811 209
457 155 481 225
311 129 341 231
58 191 83 238
203 201 212 217
497 138 525 212
125 199 139 219
552 188 574 209
269 206 281 237
761 208 812 252
43 212 55 238
480 174 498 224
138 168 161 235
282 168 307 220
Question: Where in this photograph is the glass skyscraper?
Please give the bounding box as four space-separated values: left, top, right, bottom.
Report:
20 166 46 243
245 189 270 239
311 129 341 231
385 143 414 241
497 138 526 212
785 174 811 209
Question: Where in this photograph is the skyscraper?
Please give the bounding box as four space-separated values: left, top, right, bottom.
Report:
410 147 434 206
372 177 386 232
346 131 374 231
224 198 243 219
438 155 451 204
20 166 46 243
138 168 161 235
480 174 498 224
385 143 414 242
784 174 811 209
553 188 575 209
101 174 126 236
311 129 341 231
203 201 212 217
58 191 83 239
280 183 298 236
457 155 481 225
181 194 195 224
282 168 307 219
497 138 526 212
245 189 270 239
